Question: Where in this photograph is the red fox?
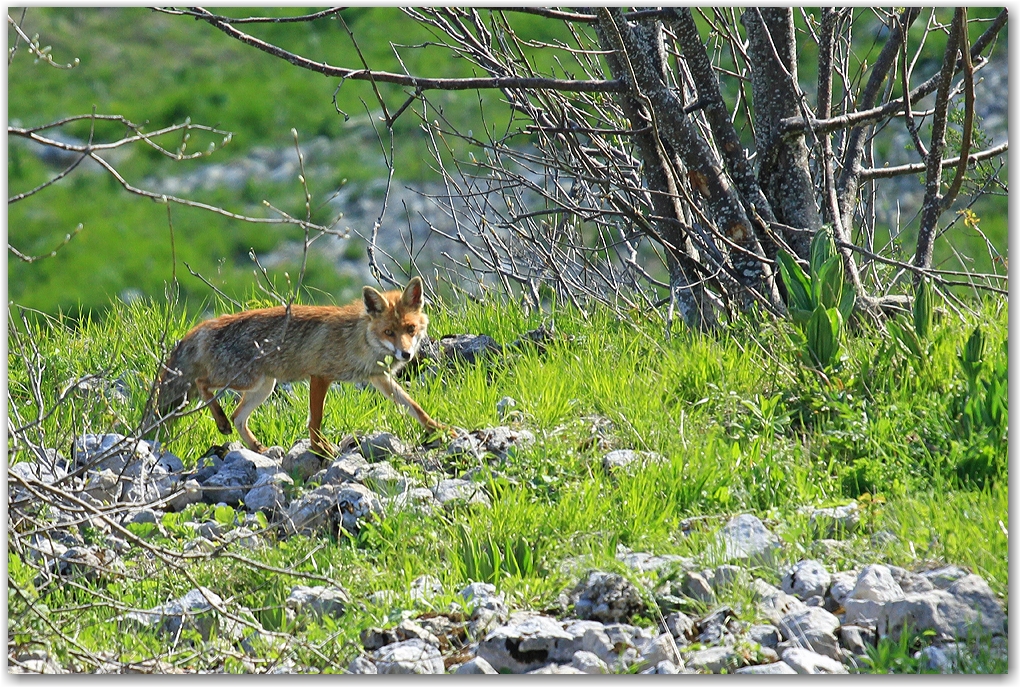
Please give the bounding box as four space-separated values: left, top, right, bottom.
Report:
155 277 443 455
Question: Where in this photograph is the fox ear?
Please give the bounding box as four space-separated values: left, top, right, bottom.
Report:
401 276 423 311
363 286 387 316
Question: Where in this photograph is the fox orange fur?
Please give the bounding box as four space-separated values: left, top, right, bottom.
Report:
155 277 442 455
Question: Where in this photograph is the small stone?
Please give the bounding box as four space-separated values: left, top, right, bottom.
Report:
752 579 807 625
714 513 780 565
781 559 831 600
527 663 585 674
572 650 610 674
446 433 484 459
282 485 338 535
849 564 905 602
917 645 954 673
336 483 384 534
665 611 696 642
639 632 680 667
439 333 502 364
809 502 860 537
826 570 858 608
244 471 292 513
282 440 323 482
123 508 161 526
359 432 410 461
778 606 840 647
735 661 797 675
455 656 498 674
354 460 410 495
570 571 645 623
322 452 369 484
286 585 350 620
640 660 682 674
83 469 120 503
686 646 740 673
345 656 377 674
682 571 716 603
393 618 442 648
410 574 443 602
121 587 223 641
388 487 437 514
617 550 691 573
781 647 848 674
601 449 665 472
168 479 203 512
475 613 574 674
433 479 490 508
747 623 782 649
11 650 64 674
838 624 874 656
712 564 745 591
373 639 444 674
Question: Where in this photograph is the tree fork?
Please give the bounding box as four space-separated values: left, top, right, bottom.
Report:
598 8 782 313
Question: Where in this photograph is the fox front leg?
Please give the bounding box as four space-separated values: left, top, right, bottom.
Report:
196 378 234 435
368 374 446 432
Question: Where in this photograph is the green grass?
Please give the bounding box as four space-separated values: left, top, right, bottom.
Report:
7 294 1008 672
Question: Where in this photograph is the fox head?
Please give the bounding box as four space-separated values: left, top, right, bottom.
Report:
363 276 429 364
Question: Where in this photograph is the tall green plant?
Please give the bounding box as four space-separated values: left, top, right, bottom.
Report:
777 226 855 369
886 277 936 369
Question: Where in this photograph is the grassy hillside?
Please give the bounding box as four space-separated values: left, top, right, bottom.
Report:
7 294 1008 672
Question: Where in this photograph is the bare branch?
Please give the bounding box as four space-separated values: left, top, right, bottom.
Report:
179 7 627 94
860 142 1007 181
156 7 346 24
913 8 966 280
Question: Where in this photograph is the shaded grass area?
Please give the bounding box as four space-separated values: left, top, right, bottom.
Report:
7 296 1008 672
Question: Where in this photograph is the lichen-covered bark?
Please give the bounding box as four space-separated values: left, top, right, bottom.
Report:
597 8 782 312
913 9 965 282
593 15 716 329
666 8 779 263
742 8 819 260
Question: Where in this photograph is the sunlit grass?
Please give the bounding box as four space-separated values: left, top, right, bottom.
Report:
7 295 1008 673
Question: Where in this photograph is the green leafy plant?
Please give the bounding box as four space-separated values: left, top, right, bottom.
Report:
778 226 855 370
885 278 937 371
454 523 539 584
952 330 1007 488
858 625 936 674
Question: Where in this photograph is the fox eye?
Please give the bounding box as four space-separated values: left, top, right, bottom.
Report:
406 325 416 334
384 329 395 337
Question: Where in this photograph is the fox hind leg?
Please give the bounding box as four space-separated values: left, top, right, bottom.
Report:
308 375 336 457
231 376 277 453
196 378 234 435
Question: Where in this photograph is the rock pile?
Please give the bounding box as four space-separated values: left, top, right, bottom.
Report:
9 430 1007 674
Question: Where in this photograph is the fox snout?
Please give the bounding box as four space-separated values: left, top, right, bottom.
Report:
381 335 419 362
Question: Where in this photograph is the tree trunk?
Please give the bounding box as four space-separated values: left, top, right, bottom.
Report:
742 8 819 259
597 8 782 314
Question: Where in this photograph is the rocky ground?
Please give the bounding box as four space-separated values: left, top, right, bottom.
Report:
8 332 1009 674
